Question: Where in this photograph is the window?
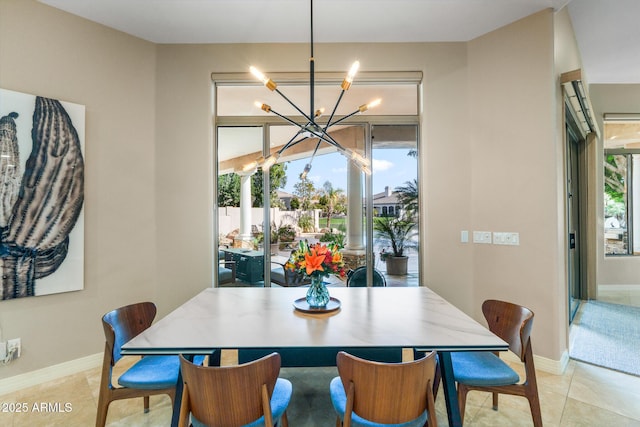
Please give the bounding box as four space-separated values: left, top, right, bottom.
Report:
213 72 421 286
603 117 640 256
603 152 640 255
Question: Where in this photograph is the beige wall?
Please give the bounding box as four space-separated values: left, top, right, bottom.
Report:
154 10 567 360
0 0 158 377
1 1 574 378
466 9 566 359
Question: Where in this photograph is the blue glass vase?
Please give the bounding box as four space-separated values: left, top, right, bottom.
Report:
306 274 330 307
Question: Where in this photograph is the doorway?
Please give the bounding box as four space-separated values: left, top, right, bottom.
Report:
565 104 587 323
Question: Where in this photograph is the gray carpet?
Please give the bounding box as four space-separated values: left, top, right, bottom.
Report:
570 301 640 376
279 366 339 426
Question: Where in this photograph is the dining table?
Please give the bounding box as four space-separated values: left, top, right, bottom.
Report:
122 286 508 427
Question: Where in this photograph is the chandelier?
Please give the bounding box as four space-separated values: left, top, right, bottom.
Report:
243 0 380 177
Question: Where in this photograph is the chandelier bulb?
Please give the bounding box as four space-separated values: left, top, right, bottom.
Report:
315 108 325 117
255 102 272 113
358 98 382 112
250 66 277 91
341 61 360 90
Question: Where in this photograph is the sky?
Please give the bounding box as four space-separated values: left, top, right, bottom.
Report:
280 148 416 196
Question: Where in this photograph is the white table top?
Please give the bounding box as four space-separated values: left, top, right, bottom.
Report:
122 287 507 355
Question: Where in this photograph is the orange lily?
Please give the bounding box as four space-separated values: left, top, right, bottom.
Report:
304 250 325 275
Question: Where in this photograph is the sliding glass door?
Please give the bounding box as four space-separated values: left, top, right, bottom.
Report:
371 125 419 286
213 75 420 287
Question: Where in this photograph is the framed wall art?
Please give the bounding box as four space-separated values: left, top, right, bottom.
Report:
0 88 85 300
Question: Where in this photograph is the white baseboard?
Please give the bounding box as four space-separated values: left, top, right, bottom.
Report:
598 284 640 291
0 352 102 396
502 349 569 375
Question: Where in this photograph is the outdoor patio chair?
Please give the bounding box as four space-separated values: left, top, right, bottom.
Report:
218 250 236 285
270 261 310 287
346 266 386 287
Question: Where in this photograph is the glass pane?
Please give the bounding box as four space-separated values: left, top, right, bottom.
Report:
604 153 628 255
372 125 419 286
267 125 351 287
217 126 267 286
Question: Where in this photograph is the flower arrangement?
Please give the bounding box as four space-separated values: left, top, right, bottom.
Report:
285 240 346 280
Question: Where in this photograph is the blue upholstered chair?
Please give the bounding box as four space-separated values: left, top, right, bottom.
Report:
451 299 542 426
179 352 292 427
96 302 183 427
330 351 438 427
346 266 386 287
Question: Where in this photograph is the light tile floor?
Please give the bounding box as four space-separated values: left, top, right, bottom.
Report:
2 292 640 426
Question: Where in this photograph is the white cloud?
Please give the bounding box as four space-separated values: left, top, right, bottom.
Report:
372 158 394 172
308 174 321 184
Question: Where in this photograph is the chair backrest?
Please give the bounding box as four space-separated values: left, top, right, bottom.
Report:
346 266 386 287
102 302 157 365
482 299 534 362
179 352 281 427
336 350 436 425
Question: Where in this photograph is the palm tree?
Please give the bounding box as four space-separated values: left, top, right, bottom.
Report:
320 181 345 228
395 179 418 220
373 215 417 257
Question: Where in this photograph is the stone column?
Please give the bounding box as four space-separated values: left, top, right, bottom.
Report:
342 161 366 270
235 170 255 248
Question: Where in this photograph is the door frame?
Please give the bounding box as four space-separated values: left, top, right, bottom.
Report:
563 95 598 322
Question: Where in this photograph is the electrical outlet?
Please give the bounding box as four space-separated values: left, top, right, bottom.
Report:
493 232 520 246
7 338 20 360
473 231 492 244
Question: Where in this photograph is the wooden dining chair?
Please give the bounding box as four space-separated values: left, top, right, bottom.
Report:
96 302 181 427
451 299 542 426
330 350 438 427
178 352 292 427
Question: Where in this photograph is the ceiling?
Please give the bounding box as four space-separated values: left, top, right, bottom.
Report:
37 0 640 85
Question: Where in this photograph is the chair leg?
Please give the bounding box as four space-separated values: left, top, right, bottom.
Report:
432 360 441 399
95 395 110 427
492 391 498 410
527 392 543 427
457 384 469 425
426 383 437 427
144 395 150 413
279 411 289 427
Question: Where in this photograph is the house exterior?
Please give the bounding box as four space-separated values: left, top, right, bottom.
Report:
277 190 294 210
372 186 402 217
